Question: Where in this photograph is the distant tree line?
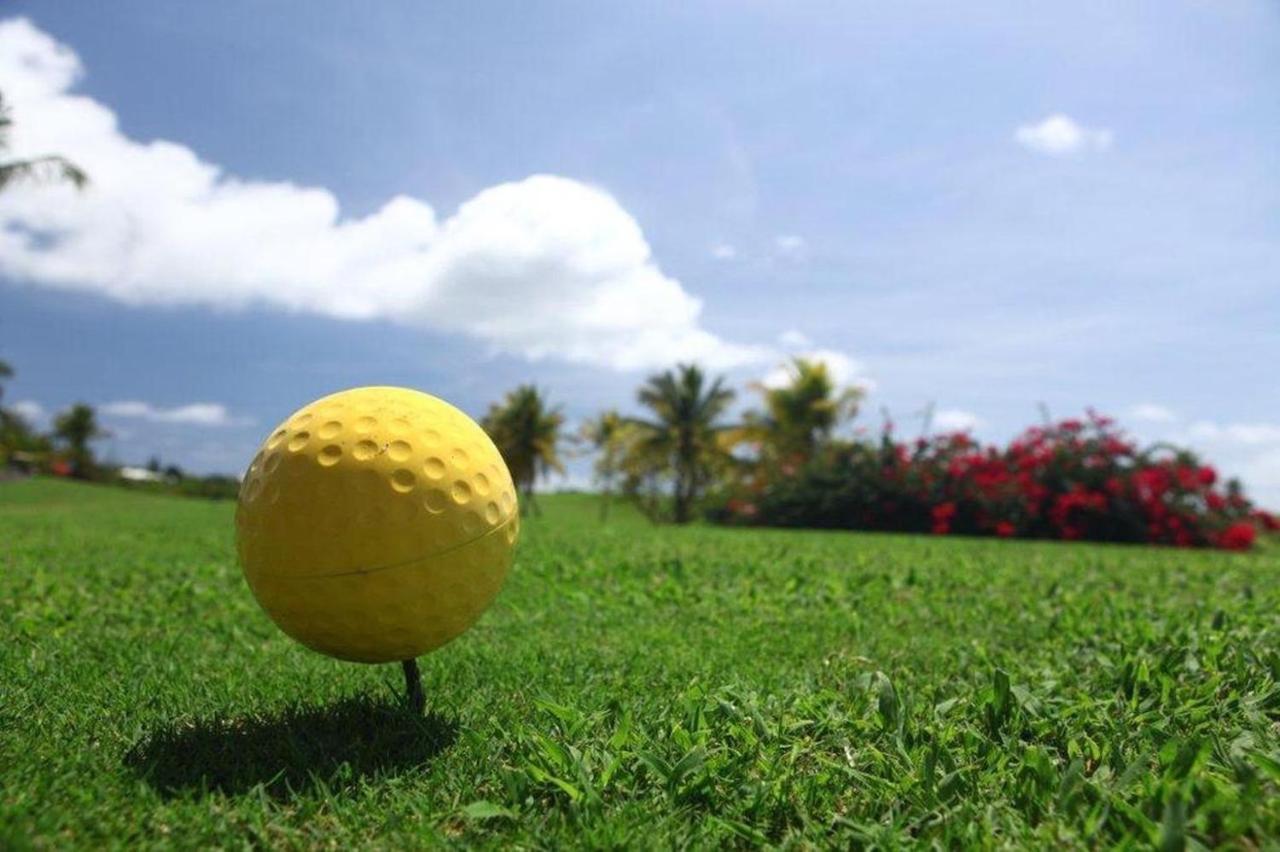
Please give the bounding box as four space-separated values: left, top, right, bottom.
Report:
1 363 99 478
478 360 1275 549
0 361 239 498
480 359 861 524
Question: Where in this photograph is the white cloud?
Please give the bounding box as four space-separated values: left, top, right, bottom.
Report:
1249 449 1280 510
710 243 737 260
761 349 873 392
933 408 983 433
1136 416 1280 510
1187 420 1280 446
1128 403 1178 423
8 399 46 423
1014 114 1113 156
774 234 807 259
0 18 769 372
101 400 246 426
777 329 812 349
1185 420 1280 509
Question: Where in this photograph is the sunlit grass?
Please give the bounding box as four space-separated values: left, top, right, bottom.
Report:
2 478 1278 847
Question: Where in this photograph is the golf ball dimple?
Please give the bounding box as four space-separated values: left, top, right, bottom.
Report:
235 386 519 663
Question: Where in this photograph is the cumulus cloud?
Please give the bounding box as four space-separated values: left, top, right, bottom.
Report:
1014 114 1113 156
1128 403 1177 423
761 349 873 392
933 408 982 433
8 399 46 423
0 18 768 371
777 329 812 349
1187 420 1280 446
710 243 737 260
101 400 246 426
774 234 807 259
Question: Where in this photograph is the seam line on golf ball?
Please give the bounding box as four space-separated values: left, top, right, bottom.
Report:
292 514 518 581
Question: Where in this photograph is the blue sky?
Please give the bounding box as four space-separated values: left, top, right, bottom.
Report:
1 2 1278 504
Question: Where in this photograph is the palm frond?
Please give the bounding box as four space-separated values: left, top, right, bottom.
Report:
0 154 89 193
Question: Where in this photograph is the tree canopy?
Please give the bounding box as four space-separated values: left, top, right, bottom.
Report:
751 357 862 462
630 363 736 524
482 385 565 516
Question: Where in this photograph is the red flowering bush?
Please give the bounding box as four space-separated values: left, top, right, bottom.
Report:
711 411 1270 550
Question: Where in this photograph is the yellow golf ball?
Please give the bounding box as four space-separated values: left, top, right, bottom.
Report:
235 386 519 663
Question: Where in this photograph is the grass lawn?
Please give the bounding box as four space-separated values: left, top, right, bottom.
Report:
2 478 1279 848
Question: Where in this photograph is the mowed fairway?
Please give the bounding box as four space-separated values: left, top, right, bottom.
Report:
2 479 1279 848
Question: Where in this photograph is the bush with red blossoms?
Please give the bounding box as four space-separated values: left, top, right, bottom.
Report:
709 411 1271 550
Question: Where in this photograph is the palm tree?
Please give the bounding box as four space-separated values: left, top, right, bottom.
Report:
0 359 12 405
580 409 632 522
1 407 51 462
754 358 862 462
631 363 736 524
482 385 565 516
53 403 105 478
0 91 87 193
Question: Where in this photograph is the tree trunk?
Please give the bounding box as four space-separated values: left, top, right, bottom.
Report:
673 468 690 524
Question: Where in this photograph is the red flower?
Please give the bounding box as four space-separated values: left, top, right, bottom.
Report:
1175 466 1201 491
1133 468 1169 503
1218 522 1256 551
931 501 956 535
747 408 1259 551
1102 437 1133 456
1048 487 1107 530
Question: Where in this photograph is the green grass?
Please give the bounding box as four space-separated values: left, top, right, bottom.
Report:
2 478 1279 849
